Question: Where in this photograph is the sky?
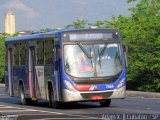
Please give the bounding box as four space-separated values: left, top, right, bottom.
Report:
0 0 138 32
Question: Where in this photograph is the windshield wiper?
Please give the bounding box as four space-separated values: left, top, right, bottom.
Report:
98 43 109 69
77 42 92 59
99 42 108 57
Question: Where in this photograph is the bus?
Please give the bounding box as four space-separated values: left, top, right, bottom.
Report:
5 28 126 108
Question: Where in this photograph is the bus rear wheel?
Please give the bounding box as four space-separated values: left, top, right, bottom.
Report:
100 99 111 107
48 87 60 109
19 84 38 105
19 84 28 105
28 99 38 105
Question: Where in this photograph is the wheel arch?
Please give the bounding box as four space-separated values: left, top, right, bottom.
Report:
18 79 30 98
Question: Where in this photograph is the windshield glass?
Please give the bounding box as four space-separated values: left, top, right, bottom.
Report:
64 43 123 78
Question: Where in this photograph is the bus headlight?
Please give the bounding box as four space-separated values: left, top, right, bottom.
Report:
64 80 75 91
117 78 125 89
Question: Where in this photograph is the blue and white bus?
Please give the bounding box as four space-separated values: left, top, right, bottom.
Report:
5 28 126 108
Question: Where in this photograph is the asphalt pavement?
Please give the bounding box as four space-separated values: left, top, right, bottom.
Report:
0 87 160 120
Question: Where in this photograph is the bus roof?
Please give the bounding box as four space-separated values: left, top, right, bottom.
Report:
60 28 118 33
5 28 118 43
5 31 57 43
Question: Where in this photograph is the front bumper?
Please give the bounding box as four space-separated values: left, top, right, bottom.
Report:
62 86 126 102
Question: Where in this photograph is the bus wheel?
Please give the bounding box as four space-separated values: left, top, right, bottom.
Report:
19 84 27 105
28 99 38 106
100 99 111 107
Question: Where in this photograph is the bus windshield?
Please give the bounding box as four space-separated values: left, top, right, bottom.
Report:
64 43 123 78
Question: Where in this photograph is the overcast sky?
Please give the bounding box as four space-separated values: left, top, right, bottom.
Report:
0 0 138 32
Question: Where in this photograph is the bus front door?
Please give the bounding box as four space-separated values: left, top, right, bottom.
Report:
54 45 63 101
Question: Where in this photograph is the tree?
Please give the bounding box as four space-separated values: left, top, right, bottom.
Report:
0 33 10 82
66 18 88 28
126 0 160 92
40 28 59 32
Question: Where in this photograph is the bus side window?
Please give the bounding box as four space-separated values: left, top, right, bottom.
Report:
36 41 44 65
20 43 27 65
13 44 20 65
45 39 54 65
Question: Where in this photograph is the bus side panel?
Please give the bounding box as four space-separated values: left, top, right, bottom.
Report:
35 66 45 100
12 66 19 96
34 65 54 100
44 65 54 99
12 66 29 97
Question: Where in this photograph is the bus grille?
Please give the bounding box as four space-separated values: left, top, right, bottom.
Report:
80 92 113 100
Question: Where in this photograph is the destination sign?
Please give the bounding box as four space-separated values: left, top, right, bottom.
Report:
63 33 118 41
69 33 113 41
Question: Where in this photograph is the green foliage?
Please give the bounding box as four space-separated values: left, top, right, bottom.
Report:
127 0 160 92
0 33 10 83
65 19 88 28
40 28 59 32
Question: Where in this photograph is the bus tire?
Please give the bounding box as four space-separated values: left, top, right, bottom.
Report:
48 87 60 109
100 99 111 107
28 99 38 106
19 84 28 105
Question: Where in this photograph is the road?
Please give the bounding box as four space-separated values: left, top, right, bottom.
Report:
0 87 160 120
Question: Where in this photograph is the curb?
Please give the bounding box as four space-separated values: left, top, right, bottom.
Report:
0 84 5 88
126 91 160 98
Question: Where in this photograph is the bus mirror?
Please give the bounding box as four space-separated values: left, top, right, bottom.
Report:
124 52 128 68
123 43 128 68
